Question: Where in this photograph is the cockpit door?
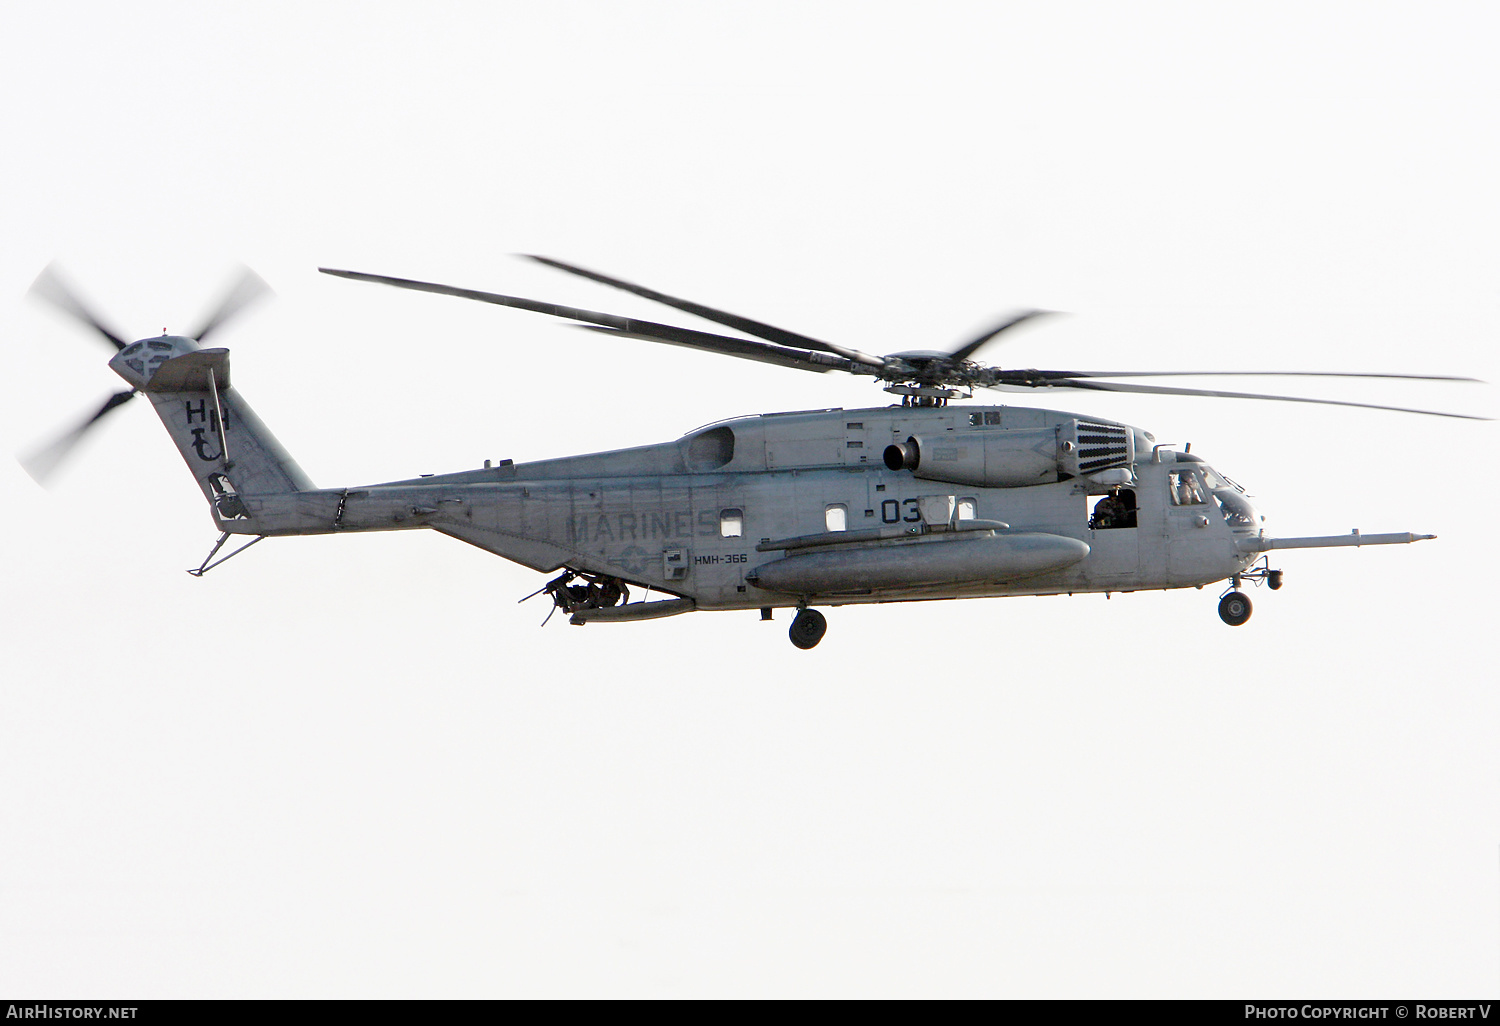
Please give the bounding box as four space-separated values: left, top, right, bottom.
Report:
1164 467 1222 582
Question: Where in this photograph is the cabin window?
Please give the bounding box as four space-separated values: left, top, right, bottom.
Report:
957 497 977 520
1168 470 1207 506
824 503 848 532
720 508 743 538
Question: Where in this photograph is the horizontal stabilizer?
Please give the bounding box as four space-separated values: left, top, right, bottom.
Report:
146 348 230 392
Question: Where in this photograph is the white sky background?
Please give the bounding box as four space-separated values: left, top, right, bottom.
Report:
1 0 1496 998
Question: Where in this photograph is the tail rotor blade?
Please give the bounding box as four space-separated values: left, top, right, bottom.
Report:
19 389 138 483
191 267 270 343
29 265 130 351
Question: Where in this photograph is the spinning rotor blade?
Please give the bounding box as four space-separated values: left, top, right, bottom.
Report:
946 310 1054 363
1002 377 1490 420
191 267 271 343
525 255 888 369
574 325 843 374
20 389 137 483
320 268 860 374
989 369 1484 384
29 266 129 350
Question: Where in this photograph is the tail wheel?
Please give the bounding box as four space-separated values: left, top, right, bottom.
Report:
1218 591 1253 627
789 608 828 649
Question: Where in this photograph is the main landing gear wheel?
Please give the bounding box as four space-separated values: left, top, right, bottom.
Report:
1218 591 1253 627
789 608 827 649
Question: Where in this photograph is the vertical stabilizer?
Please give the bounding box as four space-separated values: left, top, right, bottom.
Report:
110 337 312 527
148 386 310 500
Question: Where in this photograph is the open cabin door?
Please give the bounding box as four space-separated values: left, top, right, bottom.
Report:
1084 482 1141 579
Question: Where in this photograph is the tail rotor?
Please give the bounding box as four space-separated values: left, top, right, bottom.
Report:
19 265 271 483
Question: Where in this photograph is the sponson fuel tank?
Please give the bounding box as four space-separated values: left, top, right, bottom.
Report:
747 531 1090 595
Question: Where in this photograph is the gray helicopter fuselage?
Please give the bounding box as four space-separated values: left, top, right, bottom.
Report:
231 402 1263 609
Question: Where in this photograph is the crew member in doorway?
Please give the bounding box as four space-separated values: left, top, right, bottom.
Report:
1090 489 1137 530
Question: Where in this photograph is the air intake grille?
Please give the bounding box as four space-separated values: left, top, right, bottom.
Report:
1076 421 1131 474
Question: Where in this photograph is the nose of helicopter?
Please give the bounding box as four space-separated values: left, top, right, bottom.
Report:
1214 474 1267 561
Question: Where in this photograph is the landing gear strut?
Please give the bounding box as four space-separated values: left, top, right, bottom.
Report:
789 607 827 649
1216 557 1283 626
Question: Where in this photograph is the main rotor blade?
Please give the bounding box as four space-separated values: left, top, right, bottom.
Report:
29 266 129 351
574 325 845 374
19 389 137 483
525 255 888 369
990 369 1484 384
319 267 860 372
946 310 1053 363
1003 377 1490 420
192 267 270 343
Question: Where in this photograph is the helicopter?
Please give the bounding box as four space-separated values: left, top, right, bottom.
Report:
22 259 1486 649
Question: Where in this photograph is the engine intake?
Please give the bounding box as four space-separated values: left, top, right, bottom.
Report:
883 420 1134 488
883 440 918 472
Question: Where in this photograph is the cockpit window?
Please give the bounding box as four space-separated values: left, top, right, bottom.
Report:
1168 470 1207 506
1199 464 1248 494
1213 488 1258 527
